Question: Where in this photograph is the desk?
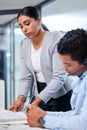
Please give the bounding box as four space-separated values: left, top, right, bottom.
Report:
0 124 49 130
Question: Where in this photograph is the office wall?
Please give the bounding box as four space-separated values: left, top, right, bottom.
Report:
42 0 87 31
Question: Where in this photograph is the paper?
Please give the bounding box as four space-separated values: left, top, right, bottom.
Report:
0 124 50 130
0 109 27 125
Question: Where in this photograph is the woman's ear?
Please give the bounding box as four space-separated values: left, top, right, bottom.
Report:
37 17 42 25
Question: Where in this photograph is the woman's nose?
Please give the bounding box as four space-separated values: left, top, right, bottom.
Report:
22 27 27 33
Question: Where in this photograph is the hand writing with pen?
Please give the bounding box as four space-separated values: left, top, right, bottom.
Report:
26 104 46 128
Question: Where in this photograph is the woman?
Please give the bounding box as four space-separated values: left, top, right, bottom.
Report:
9 6 72 112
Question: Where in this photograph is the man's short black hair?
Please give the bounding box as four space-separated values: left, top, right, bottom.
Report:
57 28 87 64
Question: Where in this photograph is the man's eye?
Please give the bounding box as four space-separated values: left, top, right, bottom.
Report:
65 63 72 67
68 64 72 67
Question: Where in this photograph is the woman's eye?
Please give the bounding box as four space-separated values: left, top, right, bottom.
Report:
25 21 30 26
26 23 30 26
20 26 23 29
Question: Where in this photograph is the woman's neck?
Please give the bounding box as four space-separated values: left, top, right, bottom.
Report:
32 28 45 50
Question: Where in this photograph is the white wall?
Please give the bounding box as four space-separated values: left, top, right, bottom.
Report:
0 80 5 108
42 0 87 31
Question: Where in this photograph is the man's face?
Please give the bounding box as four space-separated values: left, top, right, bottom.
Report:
59 54 85 76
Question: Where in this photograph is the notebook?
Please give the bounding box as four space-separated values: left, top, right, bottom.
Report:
0 109 27 125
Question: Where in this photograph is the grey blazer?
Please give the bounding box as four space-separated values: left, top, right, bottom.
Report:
18 31 72 103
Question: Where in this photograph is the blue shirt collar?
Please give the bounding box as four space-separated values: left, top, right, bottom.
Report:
79 70 87 80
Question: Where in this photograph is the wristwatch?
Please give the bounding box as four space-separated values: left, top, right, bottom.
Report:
38 117 45 127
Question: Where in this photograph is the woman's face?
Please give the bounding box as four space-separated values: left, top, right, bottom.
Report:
59 54 85 76
18 15 41 39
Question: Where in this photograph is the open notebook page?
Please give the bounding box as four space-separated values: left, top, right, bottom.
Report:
0 109 27 124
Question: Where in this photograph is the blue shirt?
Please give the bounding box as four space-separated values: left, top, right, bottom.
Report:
44 71 87 130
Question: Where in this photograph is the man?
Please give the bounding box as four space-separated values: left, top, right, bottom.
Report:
26 28 87 130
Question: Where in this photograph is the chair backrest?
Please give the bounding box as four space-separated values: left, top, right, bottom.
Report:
0 80 5 108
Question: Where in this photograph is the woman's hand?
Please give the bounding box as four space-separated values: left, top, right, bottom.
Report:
31 97 42 106
8 96 25 112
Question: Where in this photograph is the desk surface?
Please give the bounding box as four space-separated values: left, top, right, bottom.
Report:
0 124 49 130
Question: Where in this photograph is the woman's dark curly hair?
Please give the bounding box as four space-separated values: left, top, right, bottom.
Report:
57 28 87 64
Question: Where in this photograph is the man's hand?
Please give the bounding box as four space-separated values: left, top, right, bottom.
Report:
26 104 47 127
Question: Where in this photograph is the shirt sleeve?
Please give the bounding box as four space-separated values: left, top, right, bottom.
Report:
44 90 87 130
37 32 72 103
38 45 69 102
44 111 83 130
18 41 33 98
